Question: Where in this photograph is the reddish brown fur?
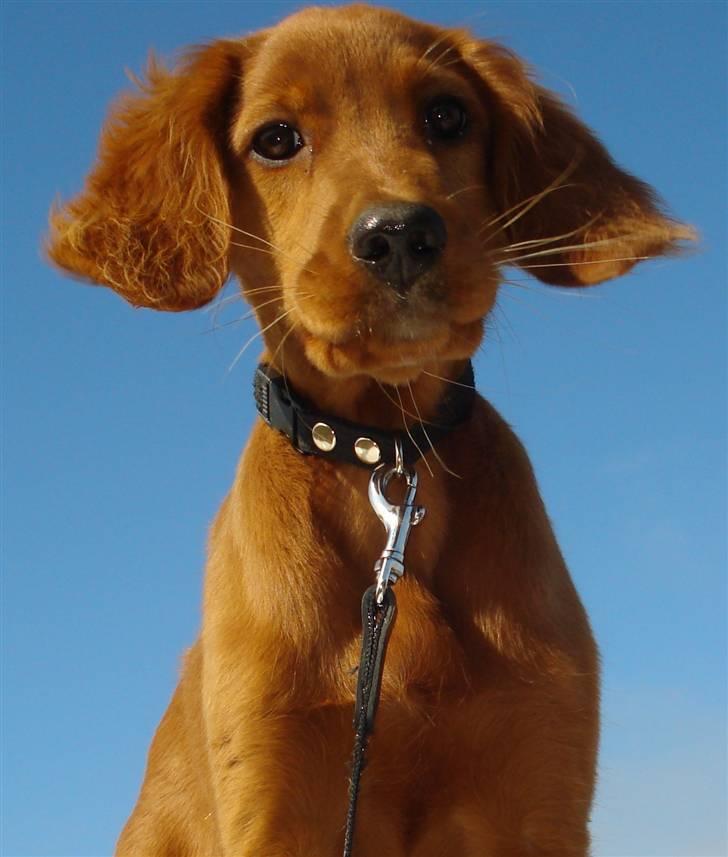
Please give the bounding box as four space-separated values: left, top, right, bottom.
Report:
47 5 692 855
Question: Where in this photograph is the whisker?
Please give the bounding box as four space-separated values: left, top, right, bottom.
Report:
279 325 298 410
417 31 452 67
208 291 244 312
495 234 645 266
478 188 558 237
422 369 475 390
228 307 294 373
375 380 431 425
205 281 240 329
241 285 286 296
425 43 459 75
494 212 602 255
207 313 259 333
415 35 462 82
497 288 584 331
214 294 285 331
197 205 319 276
516 255 650 271
393 385 433 478
499 276 593 300
208 286 283 317
407 381 460 479
228 241 318 277
492 302 519 345
446 183 487 201
229 241 277 256
267 321 297 377
478 160 581 245
430 56 465 73
198 205 299 257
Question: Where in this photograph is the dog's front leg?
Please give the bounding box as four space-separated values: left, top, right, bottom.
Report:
206 695 346 855
204 687 408 857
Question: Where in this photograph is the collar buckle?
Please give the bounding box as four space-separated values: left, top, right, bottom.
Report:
254 365 298 444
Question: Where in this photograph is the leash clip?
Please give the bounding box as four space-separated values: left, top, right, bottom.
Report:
368 447 426 605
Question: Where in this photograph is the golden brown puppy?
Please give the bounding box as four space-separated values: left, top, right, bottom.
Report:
47 5 692 855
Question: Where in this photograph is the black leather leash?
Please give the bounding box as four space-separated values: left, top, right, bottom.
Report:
343 585 397 857
341 454 425 856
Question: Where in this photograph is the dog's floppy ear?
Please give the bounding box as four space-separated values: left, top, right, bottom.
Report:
47 39 256 311
459 39 695 286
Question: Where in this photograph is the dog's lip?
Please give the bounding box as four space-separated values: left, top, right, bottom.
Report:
359 317 445 345
295 312 450 359
291 294 447 346
294 322 442 375
294 314 483 383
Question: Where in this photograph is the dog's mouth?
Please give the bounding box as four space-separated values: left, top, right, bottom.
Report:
291 299 484 383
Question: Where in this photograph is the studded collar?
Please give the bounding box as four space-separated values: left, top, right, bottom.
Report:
253 362 475 469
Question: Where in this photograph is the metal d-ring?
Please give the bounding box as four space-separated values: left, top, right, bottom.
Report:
394 436 404 476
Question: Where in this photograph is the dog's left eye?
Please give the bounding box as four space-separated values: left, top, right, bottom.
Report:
424 97 468 141
251 122 305 162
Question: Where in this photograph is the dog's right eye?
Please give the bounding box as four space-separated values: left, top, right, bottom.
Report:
424 97 468 142
251 122 305 163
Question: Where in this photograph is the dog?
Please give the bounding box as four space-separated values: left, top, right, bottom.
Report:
47 4 692 855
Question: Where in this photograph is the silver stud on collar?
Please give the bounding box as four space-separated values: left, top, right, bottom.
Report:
354 437 381 465
312 422 336 452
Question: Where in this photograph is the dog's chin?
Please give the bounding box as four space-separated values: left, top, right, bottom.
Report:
296 317 484 384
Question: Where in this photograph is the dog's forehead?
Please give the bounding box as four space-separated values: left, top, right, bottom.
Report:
242 6 442 112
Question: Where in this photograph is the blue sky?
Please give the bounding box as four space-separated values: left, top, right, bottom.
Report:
2 2 725 855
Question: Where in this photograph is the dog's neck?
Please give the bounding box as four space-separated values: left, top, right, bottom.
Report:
261 342 469 433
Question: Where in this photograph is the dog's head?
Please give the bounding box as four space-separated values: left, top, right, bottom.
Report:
47 4 693 386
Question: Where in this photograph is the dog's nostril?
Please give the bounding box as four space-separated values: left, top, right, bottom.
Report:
349 203 447 293
360 234 391 262
408 229 439 257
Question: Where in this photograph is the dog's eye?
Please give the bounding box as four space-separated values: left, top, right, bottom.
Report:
251 122 304 162
424 98 468 141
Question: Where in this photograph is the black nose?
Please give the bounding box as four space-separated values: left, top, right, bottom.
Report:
349 203 447 293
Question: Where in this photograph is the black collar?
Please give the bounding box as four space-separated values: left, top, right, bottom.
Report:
253 362 475 469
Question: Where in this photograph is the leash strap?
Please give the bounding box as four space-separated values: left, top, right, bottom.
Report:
343 585 397 857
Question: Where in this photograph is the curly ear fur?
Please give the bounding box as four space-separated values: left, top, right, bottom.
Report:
46 40 254 311
459 39 695 286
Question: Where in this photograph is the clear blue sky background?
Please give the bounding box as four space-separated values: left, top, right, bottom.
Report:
2 2 725 855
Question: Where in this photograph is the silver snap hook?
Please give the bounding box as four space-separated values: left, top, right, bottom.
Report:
368 457 426 604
